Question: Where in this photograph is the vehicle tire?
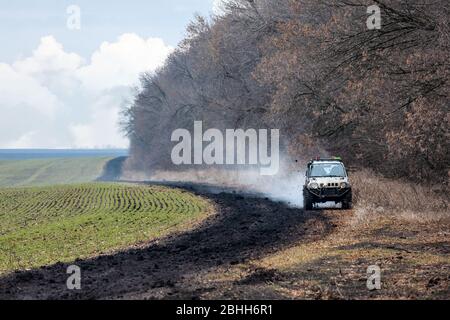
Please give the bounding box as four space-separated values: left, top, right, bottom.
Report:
303 190 314 210
342 191 353 210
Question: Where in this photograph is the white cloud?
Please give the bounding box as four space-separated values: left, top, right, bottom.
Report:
77 33 173 93
4 131 37 149
0 34 173 149
0 63 61 117
13 36 84 76
69 93 129 149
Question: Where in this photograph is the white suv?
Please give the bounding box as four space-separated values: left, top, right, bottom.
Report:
303 158 352 210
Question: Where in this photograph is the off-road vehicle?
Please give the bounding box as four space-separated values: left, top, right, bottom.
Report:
303 157 352 210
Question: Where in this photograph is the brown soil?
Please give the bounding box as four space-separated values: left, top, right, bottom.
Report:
0 182 448 300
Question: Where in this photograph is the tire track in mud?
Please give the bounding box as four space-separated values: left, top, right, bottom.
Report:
0 180 333 300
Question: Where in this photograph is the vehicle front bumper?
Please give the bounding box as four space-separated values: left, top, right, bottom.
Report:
306 187 351 201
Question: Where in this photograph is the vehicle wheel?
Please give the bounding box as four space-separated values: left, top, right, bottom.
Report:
303 191 314 210
342 191 353 210
342 201 352 210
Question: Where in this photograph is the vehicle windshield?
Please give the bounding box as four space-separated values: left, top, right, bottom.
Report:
310 163 346 177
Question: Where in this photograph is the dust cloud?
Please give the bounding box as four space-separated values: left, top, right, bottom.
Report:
122 157 305 208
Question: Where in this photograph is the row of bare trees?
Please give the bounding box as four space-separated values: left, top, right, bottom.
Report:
123 0 449 183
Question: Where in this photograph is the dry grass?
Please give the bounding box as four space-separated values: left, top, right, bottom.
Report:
198 210 449 299
235 214 450 299
351 170 449 224
196 170 450 300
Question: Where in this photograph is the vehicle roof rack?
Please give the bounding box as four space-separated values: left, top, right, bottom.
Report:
309 157 343 162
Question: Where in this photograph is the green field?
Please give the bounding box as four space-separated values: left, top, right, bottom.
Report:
0 183 213 274
0 158 111 187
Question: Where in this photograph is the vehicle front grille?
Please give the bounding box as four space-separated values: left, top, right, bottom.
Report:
327 183 339 187
320 183 340 188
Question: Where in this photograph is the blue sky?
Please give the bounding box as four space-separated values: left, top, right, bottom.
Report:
0 0 216 63
0 0 221 149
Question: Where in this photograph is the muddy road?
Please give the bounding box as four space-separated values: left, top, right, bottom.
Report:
0 181 332 300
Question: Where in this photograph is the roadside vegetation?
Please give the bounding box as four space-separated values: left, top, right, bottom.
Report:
123 0 449 186
195 171 450 300
248 213 450 299
117 0 449 298
0 183 213 274
351 170 449 223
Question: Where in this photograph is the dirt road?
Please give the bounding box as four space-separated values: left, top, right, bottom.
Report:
0 182 333 300
1 157 448 299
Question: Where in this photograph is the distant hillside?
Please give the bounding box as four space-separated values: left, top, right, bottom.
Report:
0 149 128 160
0 158 112 187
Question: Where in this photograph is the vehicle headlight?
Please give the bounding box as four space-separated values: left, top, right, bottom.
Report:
308 182 319 189
340 182 349 189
